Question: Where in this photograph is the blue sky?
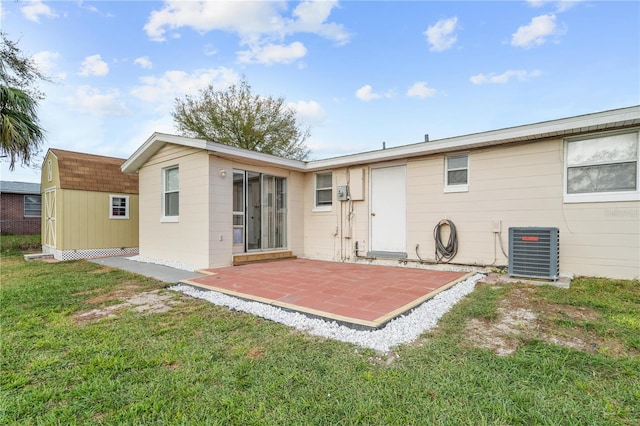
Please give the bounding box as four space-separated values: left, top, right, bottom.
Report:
2 0 639 183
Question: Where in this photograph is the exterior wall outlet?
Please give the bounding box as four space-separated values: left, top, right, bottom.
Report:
491 220 502 233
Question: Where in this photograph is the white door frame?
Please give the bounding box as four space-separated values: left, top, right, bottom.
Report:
369 164 407 258
43 188 56 251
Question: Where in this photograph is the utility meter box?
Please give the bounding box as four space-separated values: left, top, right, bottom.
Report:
336 185 349 201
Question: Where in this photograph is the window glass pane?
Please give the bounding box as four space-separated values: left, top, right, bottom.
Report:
111 197 127 217
567 163 637 193
233 228 243 244
316 189 332 205
567 133 638 166
448 155 468 169
165 167 179 191
448 170 468 185
165 192 179 216
233 172 244 212
24 195 41 216
316 173 332 188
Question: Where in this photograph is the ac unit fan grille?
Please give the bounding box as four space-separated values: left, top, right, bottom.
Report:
508 227 559 280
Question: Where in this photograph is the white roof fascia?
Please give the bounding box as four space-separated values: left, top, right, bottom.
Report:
122 132 307 173
203 140 307 171
121 132 208 173
306 106 640 171
122 106 639 174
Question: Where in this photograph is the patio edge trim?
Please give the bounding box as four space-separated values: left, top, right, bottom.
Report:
179 279 381 327
179 270 475 329
371 271 476 326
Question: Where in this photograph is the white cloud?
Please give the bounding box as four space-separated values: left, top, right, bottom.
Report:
67 86 130 117
144 1 284 41
204 44 218 56
355 85 381 102
143 0 349 45
237 41 307 64
288 100 326 125
470 69 541 84
134 56 153 69
78 54 109 76
424 17 458 52
288 0 350 45
511 14 559 48
32 51 65 79
406 82 437 99
21 0 58 22
130 67 240 103
527 0 583 12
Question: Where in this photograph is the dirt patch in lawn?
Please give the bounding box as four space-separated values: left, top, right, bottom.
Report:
73 285 185 324
85 282 143 304
463 286 633 357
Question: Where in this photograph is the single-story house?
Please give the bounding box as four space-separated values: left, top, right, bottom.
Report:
41 148 139 260
122 106 640 280
0 181 42 235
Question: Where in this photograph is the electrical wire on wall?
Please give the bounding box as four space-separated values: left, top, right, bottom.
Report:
433 219 458 263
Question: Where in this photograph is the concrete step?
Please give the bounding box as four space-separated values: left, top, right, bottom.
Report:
24 253 55 261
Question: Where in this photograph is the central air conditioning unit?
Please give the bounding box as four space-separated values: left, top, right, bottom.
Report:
508 227 559 280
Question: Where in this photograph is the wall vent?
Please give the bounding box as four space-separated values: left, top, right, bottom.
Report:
508 227 559 280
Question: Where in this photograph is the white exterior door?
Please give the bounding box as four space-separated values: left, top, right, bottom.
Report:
43 188 56 250
370 165 406 257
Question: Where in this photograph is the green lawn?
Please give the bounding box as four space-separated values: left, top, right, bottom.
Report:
1 235 639 425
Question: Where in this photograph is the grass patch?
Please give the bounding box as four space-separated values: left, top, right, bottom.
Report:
2 249 639 425
0 234 41 255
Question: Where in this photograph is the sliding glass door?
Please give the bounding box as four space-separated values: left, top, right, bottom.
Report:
232 170 287 252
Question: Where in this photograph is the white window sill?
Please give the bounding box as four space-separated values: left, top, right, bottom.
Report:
444 185 468 193
563 191 640 203
109 216 130 220
313 205 332 212
161 216 179 223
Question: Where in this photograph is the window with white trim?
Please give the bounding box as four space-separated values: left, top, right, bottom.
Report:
314 172 332 210
163 166 179 220
24 195 41 217
109 195 129 219
565 130 639 203
445 154 468 192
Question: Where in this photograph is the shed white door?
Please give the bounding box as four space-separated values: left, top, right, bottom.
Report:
370 165 406 257
43 188 56 249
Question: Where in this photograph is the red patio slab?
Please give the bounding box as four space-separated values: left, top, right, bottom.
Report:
183 258 472 328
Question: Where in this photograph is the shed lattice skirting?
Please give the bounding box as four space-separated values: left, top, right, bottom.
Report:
42 246 139 261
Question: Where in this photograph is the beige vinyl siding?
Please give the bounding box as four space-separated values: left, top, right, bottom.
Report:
302 167 370 261
303 171 337 260
209 157 305 266
56 189 139 250
208 156 233 267
304 138 639 279
139 146 306 269
138 144 211 269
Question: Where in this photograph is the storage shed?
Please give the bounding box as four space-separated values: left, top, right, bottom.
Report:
41 148 139 260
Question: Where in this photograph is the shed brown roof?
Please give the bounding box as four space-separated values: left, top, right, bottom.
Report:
50 149 138 194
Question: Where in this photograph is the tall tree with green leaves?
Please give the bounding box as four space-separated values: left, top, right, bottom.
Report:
173 77 310 160
0 31 47 170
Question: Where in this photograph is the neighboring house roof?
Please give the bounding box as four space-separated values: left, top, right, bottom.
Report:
50 149 138 194
122 105 640 174
0 181 41 195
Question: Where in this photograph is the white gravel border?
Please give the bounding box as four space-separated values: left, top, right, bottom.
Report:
170 273 483 352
